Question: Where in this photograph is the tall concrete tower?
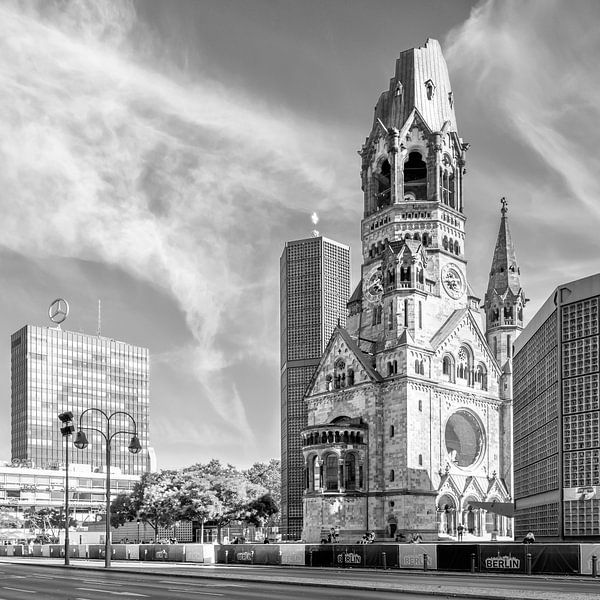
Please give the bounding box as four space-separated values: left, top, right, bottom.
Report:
280 235 350 539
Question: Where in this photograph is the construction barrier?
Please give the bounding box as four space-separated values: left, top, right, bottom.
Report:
0 542 594 575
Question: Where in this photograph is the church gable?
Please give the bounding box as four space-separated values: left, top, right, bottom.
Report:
432 309 502 387
305 327 382 398
462 475 486 499
486 475 510 501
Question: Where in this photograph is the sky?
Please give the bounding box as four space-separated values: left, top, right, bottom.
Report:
1 0 599 470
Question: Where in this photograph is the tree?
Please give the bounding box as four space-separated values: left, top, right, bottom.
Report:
0 508 21 529
127 470 182 540
243 493 279 527
110 493 135 529
243 459 281 525
183 460 265 542
23 507 77 541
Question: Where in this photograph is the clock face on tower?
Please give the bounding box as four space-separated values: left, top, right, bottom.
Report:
363 266 383 304
441 264 465 299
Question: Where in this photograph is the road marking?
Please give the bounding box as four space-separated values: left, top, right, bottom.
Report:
3 587 35 593
77 589 148 597
168 592 223 597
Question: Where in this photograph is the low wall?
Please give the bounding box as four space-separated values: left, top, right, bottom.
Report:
3 542 598 575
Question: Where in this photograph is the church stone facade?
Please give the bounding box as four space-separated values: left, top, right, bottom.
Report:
300 39 525 543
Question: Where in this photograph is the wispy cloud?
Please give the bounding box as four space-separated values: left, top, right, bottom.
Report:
0 0 346 455
446 0 600 218
444 0 600 311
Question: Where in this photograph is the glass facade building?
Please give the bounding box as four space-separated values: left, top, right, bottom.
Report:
280 236 350 539
513 273 600 539
0 461 139 528
11 325 150 476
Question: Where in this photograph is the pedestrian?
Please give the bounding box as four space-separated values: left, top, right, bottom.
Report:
523 531 535 544
457 524 464 541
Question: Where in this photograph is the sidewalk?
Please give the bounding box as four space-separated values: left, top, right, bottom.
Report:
0 557 598 600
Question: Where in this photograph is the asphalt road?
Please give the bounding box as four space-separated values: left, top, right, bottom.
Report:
0 562 599 600
0 564 461 600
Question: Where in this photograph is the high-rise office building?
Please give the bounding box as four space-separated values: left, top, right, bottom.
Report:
11 325 151 476
513 273 600 539
280 236 350 539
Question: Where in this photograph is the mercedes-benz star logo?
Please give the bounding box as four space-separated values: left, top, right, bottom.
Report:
48 298 69 324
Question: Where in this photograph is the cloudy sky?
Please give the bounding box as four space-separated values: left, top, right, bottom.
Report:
1 0 599 469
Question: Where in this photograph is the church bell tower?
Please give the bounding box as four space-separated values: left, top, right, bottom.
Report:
484 198 527 372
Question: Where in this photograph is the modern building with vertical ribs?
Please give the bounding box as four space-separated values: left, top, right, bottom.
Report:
513 273 600 540
280 235 350 539
11 325 152 476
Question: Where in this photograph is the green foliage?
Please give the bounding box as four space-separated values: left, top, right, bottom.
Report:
23 506 77 536
243 459 281 524
110 493 135 528
0 508 22 529
243 493 279 527
114 458 282 541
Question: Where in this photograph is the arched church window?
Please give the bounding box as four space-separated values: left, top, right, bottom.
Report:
418 454 423 466
312 456 320 491
404 151 427 200
390 424 395 437
404 232 411 239
457 347 472 385
454 241 460 255
442 355 454 381
377 305 383 325
325 455 338 491
443 236 449 251
325 374 333 391
347 368 355 386
345 454 356 490
389 302 394 330
387 362 393 376
422 232 429 247
400 265 411 282
517 305 523 321
476 363 487 391
491 307 499 323
504 305 514 320
374 158 391 210
413 232 421 241
441 170 450 205
449 173 455 208
390 469 395 482
418 267 424 284
387 267 395 286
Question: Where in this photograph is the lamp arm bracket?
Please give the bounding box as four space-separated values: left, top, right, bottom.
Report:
108 428 138 443
78 424 108 442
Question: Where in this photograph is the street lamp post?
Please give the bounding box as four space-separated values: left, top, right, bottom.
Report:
58 411 75 566
73 409 142 568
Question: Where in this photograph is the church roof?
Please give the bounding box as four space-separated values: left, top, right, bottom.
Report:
430 308 468 350
348 281 362 304
486 198 523 298
304 326 382 398
336 327 382 383
371 38 458 136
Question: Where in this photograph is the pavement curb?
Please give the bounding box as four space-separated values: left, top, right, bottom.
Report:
1 559 595 600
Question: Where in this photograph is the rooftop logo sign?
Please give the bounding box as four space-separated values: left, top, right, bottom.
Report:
49 298 69 325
